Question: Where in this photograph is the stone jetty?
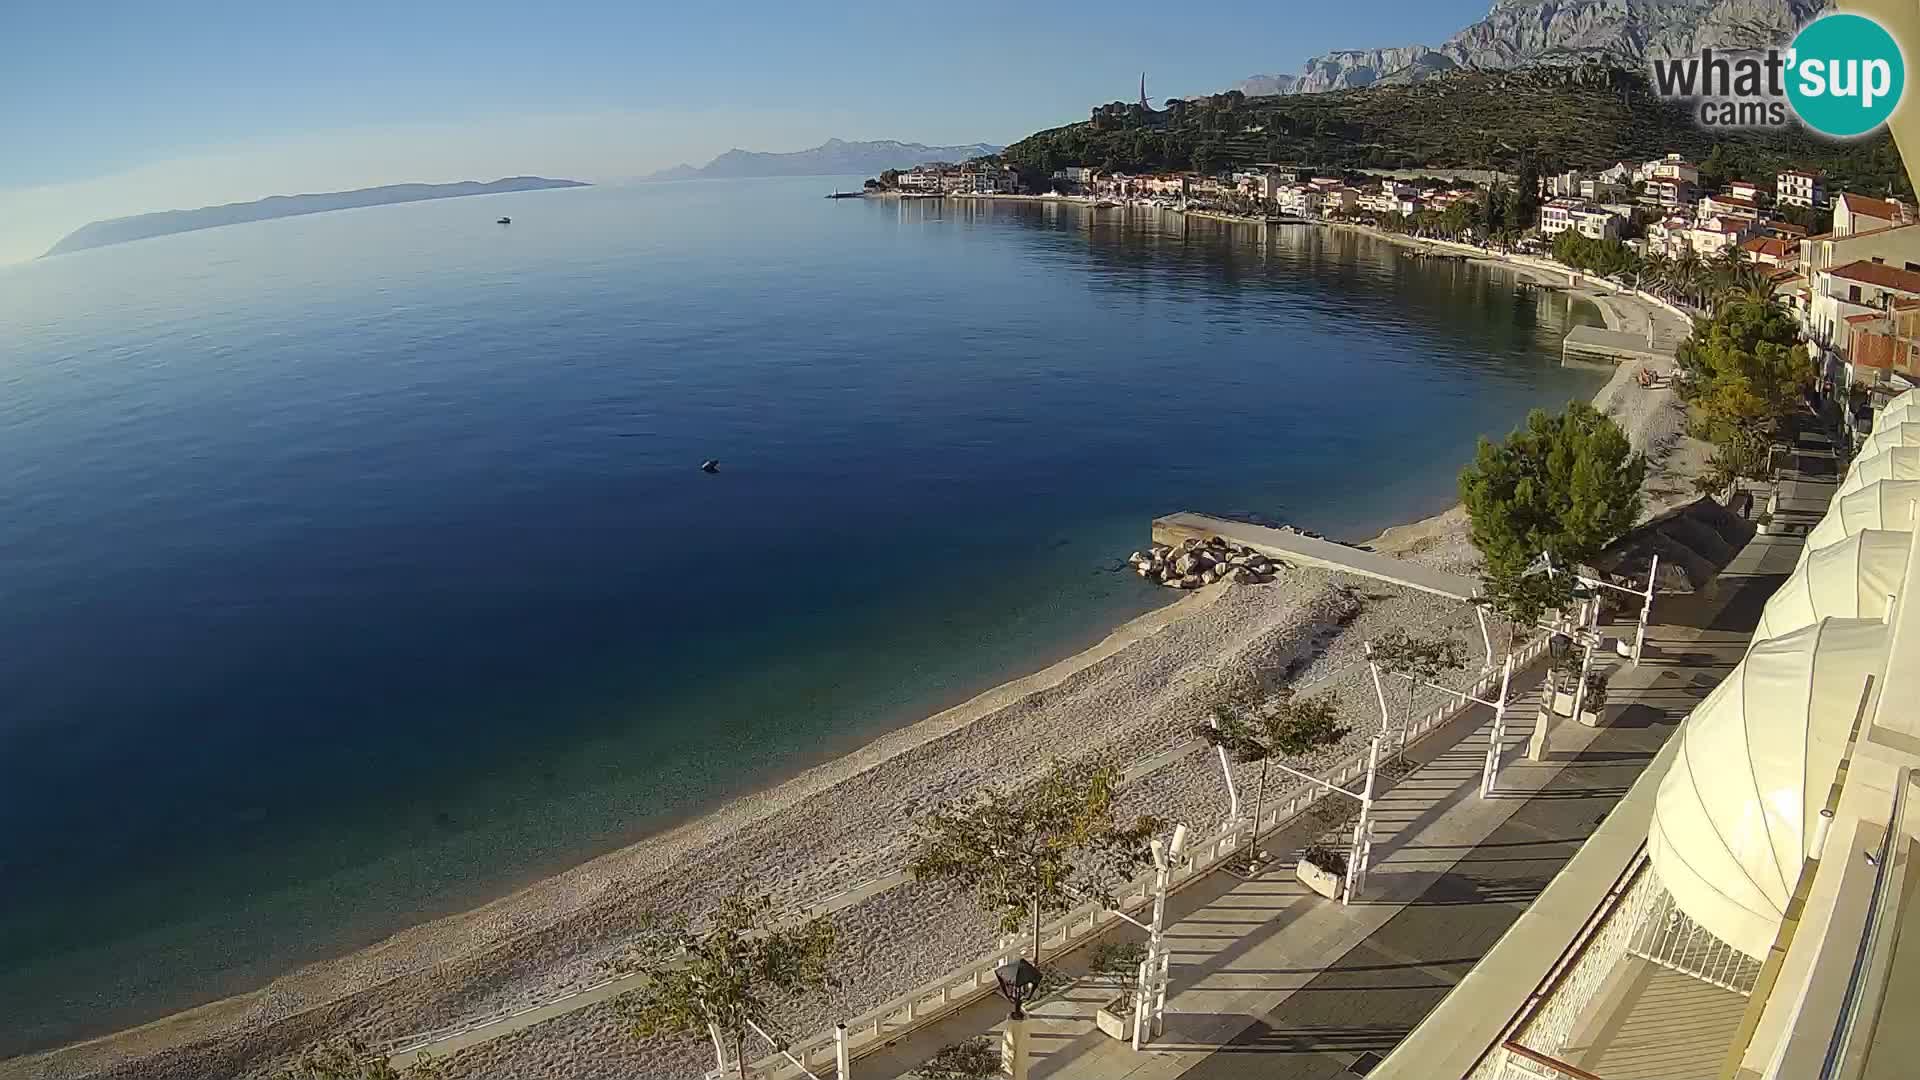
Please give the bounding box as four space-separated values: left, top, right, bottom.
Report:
1129 534 1282 589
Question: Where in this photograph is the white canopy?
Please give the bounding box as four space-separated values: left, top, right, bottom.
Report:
1799 479 1920 568
1753 530 1907 645
1839 445 1920 496
1649 618 1890 958
1879 398 1920 430
1881 387 1919 417
1855 422 1920 463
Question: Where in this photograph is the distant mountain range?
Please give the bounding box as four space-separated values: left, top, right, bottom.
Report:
43 177 590 258
642 139 1004 181
1231 0 1824 96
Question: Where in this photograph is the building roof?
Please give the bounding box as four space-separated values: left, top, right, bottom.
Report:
1742 237 1795 259
1839 192 1913 222
1829 260 1920 294
1780 168 1824 179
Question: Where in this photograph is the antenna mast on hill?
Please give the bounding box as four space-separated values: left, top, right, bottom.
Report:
1140 72 1149 110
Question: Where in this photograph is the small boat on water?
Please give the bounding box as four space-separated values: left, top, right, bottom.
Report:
1093 199 1118 209
496 217 512 224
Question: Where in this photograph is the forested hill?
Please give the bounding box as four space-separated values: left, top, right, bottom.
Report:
1001 67 1909 195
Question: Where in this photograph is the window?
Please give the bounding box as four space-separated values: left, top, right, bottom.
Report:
1851 285 1864 303
1873 257 1886 264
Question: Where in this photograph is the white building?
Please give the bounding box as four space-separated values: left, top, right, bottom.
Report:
1835 192 1918 237
1777 168 1825 207
1538 197 1582 236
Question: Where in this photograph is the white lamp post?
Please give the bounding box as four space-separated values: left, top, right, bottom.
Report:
1131 824 1188 1048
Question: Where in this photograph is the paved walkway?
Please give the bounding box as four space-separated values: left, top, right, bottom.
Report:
867 529 1795 1080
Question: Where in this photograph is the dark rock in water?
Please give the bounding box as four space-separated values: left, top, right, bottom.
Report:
700 459 720 473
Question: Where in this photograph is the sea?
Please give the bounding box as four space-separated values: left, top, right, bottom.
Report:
0 176 1606 1055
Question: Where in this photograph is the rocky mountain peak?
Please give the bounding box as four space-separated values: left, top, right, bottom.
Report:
1238 0 1827 95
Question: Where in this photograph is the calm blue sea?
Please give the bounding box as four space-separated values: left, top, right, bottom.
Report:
0 177 1604 1053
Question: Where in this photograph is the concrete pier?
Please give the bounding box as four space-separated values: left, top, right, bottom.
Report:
1151 512 1479 602
1562 325 1665 367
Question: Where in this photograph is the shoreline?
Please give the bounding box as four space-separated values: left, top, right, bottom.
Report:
5 222 1700 1080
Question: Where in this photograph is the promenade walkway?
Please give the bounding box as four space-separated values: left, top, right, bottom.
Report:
865 529 1797 1080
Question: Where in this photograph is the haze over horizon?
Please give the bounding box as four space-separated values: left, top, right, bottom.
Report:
0 0 1493 266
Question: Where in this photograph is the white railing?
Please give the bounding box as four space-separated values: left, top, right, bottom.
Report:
1468 854 1656 1080
1628 884 1763 994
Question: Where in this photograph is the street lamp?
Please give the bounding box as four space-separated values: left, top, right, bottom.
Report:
994 957 1043 1080
993 957 1042 1020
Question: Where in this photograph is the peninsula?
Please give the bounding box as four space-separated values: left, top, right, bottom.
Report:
41 177 590 257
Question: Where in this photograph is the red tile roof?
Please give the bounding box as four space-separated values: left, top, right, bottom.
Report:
1742 237 1794 259
1829 260 1920 293
1839 193 1913 222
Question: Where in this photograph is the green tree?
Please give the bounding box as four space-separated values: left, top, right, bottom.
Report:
613 885 837 1079
1511 150 1541 230
1192 683 1349 871
909 757 1160 969
1459 403 1646 623
1191 143 1221 176
277 1041 439 1080
1699 143 1734 190
1551 231 1638 278
1369 629 1469 741
1675 296 1812 489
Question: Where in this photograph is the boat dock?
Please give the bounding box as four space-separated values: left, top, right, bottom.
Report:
1562 325 1665 367
1151 512 1479 602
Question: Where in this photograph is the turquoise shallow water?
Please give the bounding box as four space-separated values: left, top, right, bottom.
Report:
0 178 1606 1053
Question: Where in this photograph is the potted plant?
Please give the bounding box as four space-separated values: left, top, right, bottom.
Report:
1550 649 1583 718
1296 842 1349 900
913 1037 1000 1080
1090 941 1147 1041
1578 669 1611 727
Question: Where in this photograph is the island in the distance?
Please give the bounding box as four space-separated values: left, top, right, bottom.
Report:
42 176 590 257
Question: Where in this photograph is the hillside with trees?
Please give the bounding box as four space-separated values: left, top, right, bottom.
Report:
1000 66 1909 196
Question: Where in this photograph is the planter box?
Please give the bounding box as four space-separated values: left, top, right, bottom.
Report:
1297 859 1344 900
1552 691 1577 717
1577 708 1605 728
1096 996 1135 1041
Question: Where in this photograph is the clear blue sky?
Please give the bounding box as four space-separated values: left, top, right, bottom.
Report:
2 0 1489 261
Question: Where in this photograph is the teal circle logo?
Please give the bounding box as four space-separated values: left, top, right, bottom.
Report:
1787 13 1905 138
